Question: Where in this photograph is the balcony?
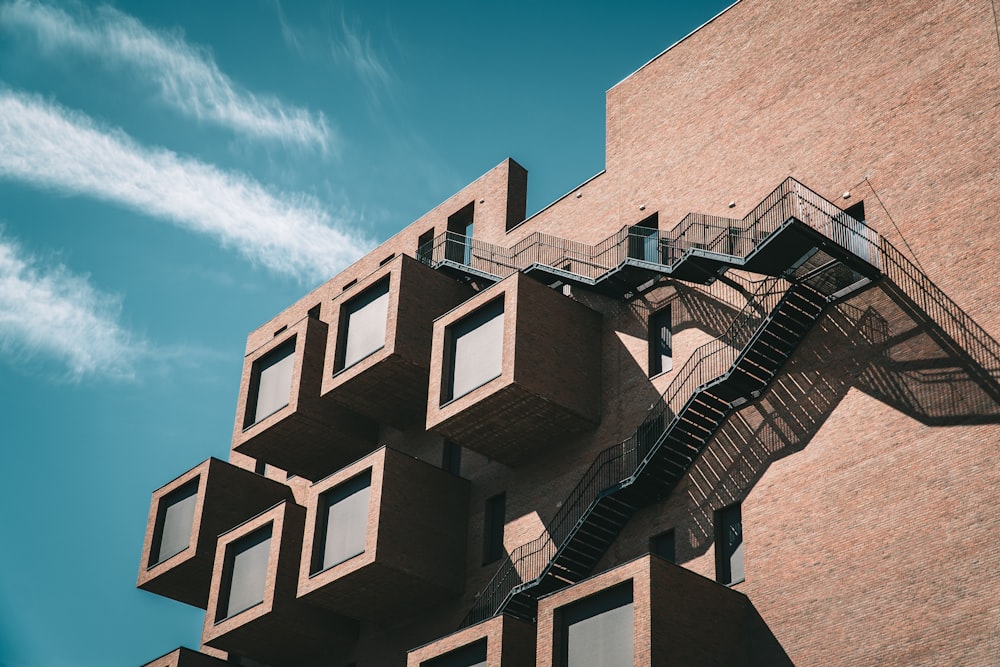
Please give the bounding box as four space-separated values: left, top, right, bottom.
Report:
137 458 291 608
232 314 376 481
321 255 472 428
535 554 789 667
296 446 470 623
140 647 228 667
426 273 602 465
202 500 358 665
406 614 535 667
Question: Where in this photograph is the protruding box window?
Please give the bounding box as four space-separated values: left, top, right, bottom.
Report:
716 503 744 585
445 299 504 403
560 583 634 667
218 525 272 621
313 471 371 573
648 307 672 377
247 338 296 427
150 479 199 566
336 278 390 372
423 639 487 667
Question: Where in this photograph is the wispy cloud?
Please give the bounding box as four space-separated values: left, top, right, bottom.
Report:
0 0 334 151
0 90 373 283
330 11 393 102
0 233 145 380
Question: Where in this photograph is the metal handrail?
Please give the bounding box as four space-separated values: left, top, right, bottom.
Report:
417 178 882 287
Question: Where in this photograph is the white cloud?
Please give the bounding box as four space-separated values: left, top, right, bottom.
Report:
0 0 334 151
0 90 373 283
331 11 393 101
0 233 145 380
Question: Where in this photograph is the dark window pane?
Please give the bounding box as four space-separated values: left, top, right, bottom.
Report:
219 525 272 620
442 441 462 476
651 529 675 563
649 307 672 376
561 583 634 667
251 339 296 425
423 639 487 667
315 471 371 572
151 480 199 565
338 279 390 371
447 299 504 402
716 504 744 585
482 493 505 565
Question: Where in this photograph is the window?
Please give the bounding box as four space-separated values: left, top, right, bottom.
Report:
482 493 506 565
417 228 435 264
217 525 272 621
443 298 504 403
716 503 744 585
246 338 296 427
648 307 672 377
446 202 475 265
423 639 487 667
149 479 199 566
442 441 462 476
628 213 659 263
312 471 371 573
335 278 390 372
559 583 633 667
650 529 675 563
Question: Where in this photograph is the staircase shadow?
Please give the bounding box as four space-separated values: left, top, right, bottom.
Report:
617 280 999 564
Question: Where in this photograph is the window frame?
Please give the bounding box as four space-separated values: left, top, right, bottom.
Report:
244 337 297 429
441 297 505 405
334 277 391 374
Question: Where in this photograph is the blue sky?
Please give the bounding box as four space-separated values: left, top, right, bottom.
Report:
0 1 733 665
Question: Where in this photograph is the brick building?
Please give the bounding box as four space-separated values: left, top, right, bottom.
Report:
136 0 1000 665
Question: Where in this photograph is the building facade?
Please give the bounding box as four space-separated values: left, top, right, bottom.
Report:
136 0 1000 665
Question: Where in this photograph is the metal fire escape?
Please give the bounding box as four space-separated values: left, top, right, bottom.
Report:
416 178 979 625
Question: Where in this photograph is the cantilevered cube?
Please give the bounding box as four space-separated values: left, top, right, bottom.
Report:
535 554 786 667
203 501 358 666
321 254 472 428
297 446 469 623
137 458 291 608
232 314 376 480
140 647 228 667
426 273 602 465
406 614 535 667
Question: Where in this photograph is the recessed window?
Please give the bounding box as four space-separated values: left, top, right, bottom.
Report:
149 479 199 566
446 202 475 265
417 228 435 264
312 471 371 574
335 278 390 372
628 213 659 263
648 307 672 377
442 441 462 476
716 503 744 586
245 338 296 427
559 583 634 667
482 493 506 565
217 524 272 621
650 529 675 563
423 638 487 667
443 298 504 403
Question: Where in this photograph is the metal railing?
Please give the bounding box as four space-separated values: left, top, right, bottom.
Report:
418 178 882 288
464 278 789 625
452 177 996 627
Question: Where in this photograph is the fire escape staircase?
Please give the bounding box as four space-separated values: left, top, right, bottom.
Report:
416 179 964 626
